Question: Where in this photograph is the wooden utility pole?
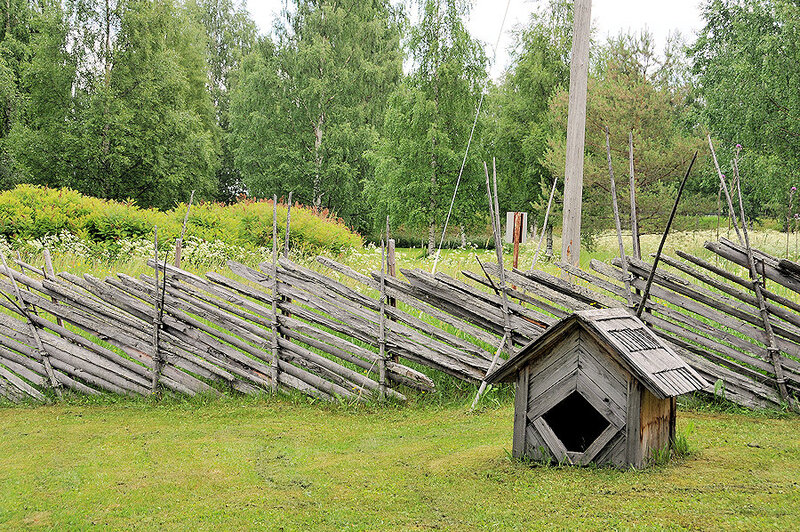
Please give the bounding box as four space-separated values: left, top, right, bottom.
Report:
561 0 592 269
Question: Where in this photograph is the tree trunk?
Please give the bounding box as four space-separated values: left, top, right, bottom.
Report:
428 109 438 256
427 0 441 258
427 219 436 256
100 0 113 194
546 225 553 260
460 225 466 248
313 113 324 208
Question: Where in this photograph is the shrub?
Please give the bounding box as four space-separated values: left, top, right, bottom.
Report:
0 185 362 256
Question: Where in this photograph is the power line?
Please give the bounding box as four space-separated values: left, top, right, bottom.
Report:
431 0 514 274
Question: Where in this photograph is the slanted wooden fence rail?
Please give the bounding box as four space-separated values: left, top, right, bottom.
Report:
0 250 549 404
0 237 798 411
474 238 799 411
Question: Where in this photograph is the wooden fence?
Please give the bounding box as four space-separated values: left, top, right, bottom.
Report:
0 237 798 411
476 238 799 411
0 249 551 404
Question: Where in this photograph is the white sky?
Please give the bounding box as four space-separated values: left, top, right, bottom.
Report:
247 0 705 78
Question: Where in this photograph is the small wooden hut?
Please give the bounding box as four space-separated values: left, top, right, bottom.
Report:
486 308 708 468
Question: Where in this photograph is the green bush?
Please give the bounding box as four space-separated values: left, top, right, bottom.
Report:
0 185 362 254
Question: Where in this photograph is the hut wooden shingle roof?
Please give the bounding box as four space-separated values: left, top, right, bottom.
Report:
486 308 707 398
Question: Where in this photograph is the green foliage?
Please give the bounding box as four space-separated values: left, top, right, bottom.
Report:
0 184 362 254
4 0 220 209
480 0 571 221
544 31 710 243
366 0 487 254
187 0 257 202
673 423 693 457
230 0 403 231
690 0 800 219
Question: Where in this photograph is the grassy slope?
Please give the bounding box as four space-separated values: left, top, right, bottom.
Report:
0 398 798 530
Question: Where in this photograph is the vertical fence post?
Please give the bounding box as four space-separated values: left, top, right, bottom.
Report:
386 216 398 363
605 126 634 307
378 239 387 401
150 226 163 395
270 195 280 394
471 159 515 409
174 190 194 269
707 135 744 245
530 176 557 271
487 160 514 357
629 131 641 260
280 192 294 340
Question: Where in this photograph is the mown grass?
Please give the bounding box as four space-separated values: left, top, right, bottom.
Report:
0 395 798 530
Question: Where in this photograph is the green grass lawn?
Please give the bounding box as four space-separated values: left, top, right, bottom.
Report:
1 396 798 530
2 228 800 530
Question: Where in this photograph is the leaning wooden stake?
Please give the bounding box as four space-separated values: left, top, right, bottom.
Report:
486 159 514 356
787 188 794 258
270 195 280 394
284 191 293 259
636 152 697 318
470 160 517 409
707 135 743 245
733 158 794 409
628 131 641 260
470 333 507 410
0 252 61 397
378 238 388 400
150 227 164 394
174 190 195 269
530 176 558 270
386 217 397 305
605 126 634 307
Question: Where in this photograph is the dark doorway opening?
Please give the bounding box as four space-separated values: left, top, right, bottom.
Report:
542 392 610 452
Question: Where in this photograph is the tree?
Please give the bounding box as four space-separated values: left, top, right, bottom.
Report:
690 0 800 219
188 0 257 201
480 0 571 222
229 38 302 200
8 0 219 209
543 31 708 243
0 0 40 188
230 0 403 229
367 0 487 254
4 1 79 190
